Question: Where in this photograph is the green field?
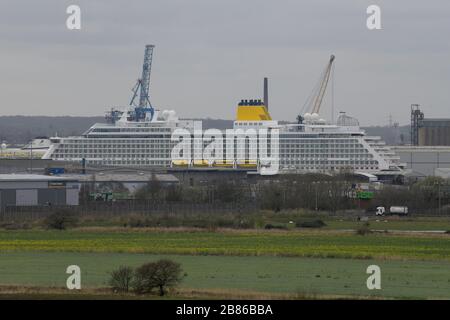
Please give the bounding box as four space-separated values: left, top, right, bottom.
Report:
0 252 450 299
1 228 450 299
0 229 449 261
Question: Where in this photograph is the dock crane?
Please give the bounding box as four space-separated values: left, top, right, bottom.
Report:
298 55 335 124
129 44 155 121
105 45 156 124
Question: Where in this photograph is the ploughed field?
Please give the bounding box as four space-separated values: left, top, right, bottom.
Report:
0 228 450 299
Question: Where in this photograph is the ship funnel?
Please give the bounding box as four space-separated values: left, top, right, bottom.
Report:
264 77 269 111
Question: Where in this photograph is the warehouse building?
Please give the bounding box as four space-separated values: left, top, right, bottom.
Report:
0 174 79 209
62 171 179 196
391 146 450 177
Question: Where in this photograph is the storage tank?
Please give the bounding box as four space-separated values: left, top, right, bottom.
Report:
418 119 450 146
389 206 408 215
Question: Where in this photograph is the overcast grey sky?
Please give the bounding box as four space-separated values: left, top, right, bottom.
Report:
0 0 449 125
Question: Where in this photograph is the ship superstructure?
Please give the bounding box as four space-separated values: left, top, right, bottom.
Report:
43 99 403 175
233 105 402 173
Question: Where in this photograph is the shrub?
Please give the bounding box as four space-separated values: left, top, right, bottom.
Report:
133 259 183 296
356 222 372 236
43 211 78 230
108 266 134 293
127 217 148 228
264 223 287 230
296 219 326 228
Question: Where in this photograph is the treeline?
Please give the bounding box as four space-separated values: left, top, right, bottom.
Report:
373 176 450 213
0 116 104 145
131 173 358 213
128 174 450 214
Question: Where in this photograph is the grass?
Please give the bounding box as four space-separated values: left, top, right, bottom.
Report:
0 252 449 299
0 228 450 261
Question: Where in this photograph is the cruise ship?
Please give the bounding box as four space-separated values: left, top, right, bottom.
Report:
43 46 404 178
43 101 404 176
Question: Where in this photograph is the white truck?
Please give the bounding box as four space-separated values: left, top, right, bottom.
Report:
375 206 408 216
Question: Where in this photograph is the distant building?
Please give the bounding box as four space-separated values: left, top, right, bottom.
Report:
0 159 71 174
410 105 450 146
61 170 179 196
435 168 450 179
391 146 450 177
0 174 79 209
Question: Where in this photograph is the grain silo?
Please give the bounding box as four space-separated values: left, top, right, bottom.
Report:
411 105 450 146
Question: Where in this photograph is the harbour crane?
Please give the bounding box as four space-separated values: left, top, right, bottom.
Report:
105 45 156 124
130 44 155 120
298 55 335 123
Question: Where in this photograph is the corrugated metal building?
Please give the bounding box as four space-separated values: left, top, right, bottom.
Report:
62 172 179 195
0 174 79 209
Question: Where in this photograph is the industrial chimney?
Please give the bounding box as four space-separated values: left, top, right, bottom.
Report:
264 77 269 111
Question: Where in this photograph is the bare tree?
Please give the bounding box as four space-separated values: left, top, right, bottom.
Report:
133 259 183 296
108 266 134 293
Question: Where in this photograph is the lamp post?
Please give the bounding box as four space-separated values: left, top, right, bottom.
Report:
312 181 319 211
438 181 441 215
434 180 442 215
29 139 33 173
315 184 318 211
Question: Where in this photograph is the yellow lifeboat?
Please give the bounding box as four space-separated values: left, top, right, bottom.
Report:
237 160 257 168
213 160 234 168
193 160 210 167
171 160 189 167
